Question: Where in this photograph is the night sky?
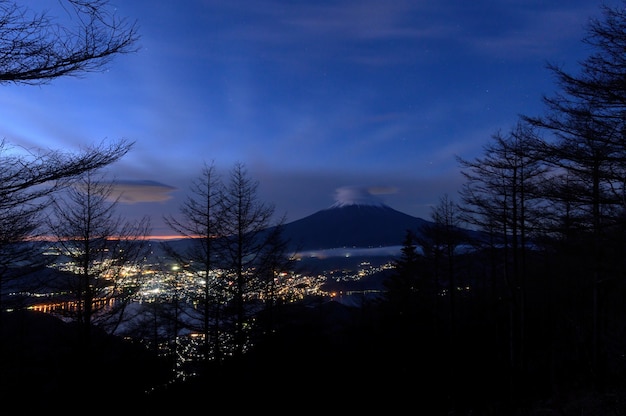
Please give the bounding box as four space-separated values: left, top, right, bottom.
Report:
0 0 615 237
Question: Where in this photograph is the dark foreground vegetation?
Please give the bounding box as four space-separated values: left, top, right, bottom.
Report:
3 235 626 415
2 273 626 415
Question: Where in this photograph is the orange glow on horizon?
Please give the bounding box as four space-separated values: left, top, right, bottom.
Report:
25 234 192 242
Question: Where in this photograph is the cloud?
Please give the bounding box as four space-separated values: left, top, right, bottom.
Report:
331 185 397 207
368 185 399 195
108 180 177 204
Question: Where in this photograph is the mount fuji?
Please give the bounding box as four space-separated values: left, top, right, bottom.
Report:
279 198 432 252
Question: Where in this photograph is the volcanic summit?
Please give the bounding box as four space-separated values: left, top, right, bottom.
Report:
280 186 431 251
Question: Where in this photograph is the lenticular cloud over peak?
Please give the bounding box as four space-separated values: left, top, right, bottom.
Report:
330 186 389 208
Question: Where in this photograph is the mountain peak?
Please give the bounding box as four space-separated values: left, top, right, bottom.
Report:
281 196 429 251
329 199 387 209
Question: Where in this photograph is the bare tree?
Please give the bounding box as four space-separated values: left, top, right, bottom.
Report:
45 169 151 346
429 195 466 319
0 138 133 211
0 139 133 311
254 219 295 335
457 120 550 406
216 162 285 360
156 161 293 378
162 161 227 368
0 0 139 85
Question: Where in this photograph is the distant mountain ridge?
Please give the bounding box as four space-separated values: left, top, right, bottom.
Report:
279 202 432 251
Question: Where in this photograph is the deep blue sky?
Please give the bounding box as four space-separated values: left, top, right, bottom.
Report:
0 0 616 237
